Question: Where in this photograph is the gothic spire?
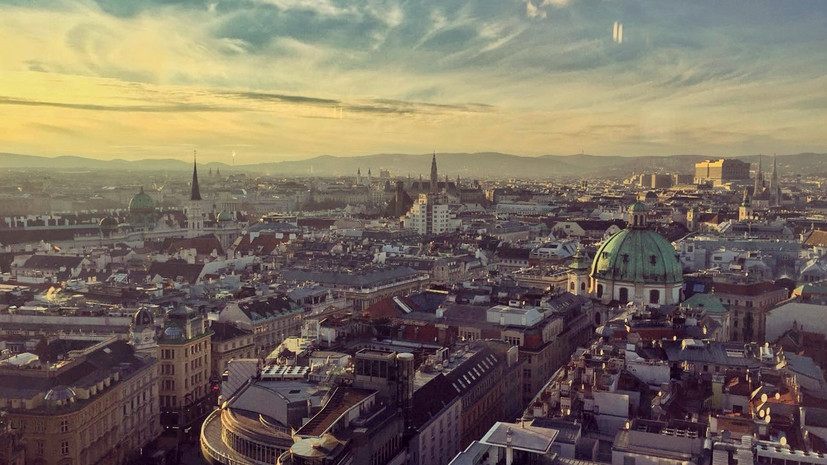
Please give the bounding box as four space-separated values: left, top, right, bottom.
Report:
191 150 202 201
430 151 438 193
753 154 763 194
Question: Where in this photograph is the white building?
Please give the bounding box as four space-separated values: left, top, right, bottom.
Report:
403 194 454 235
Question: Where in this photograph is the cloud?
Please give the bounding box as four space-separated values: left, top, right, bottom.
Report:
525 0 546 19
0 0 825 160
0 96 233 112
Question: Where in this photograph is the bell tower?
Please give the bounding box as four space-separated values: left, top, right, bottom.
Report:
187 150 204 233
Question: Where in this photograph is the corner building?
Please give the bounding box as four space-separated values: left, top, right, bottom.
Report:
0 339 159 465
157 305 213 438
590 202 683 306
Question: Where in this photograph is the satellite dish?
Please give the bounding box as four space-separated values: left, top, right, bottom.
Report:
761 393 768 403
775 392 781 400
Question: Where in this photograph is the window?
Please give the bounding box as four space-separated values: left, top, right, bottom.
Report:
619 287 629 303
61 441 70 455
60 419 69 433
649 290 660 304
597 284 604 298
650 255 657 265
580 282 586 291
36 441 44 456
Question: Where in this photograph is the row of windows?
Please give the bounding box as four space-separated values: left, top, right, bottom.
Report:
222 425 286 464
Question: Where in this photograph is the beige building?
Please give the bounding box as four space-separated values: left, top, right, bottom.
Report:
218 294 303 357
0 337 159 465
157 306 214 438
694 158 750 185
209 321 255 378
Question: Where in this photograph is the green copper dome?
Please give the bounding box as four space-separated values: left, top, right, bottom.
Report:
629 201 648 212
590 228 682 284
128 187 155 213
217 211 233 222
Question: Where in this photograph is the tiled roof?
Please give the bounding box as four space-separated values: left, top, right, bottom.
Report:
148 260 204 284
162 234 223 256
21 254 84 269
281 266 420 288
410 373 459 428
804 230 827 248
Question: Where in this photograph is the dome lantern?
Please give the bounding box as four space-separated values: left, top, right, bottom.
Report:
628 202 648 229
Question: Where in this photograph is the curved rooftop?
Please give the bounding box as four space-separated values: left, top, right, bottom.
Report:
590 228 682 285
132 308 154 327
128 187 155 213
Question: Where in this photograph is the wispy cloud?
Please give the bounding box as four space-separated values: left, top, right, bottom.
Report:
0 0 824 160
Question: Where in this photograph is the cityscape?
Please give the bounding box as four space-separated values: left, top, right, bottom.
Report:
2 1 827 465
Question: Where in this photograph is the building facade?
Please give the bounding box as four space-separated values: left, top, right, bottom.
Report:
157 305 214 438
0 338 159 465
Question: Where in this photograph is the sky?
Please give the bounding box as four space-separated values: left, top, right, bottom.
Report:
0 0 825 163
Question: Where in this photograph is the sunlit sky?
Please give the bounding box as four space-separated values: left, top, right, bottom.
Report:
1 0 825 163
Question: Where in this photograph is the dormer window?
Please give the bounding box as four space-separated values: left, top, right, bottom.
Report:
650 255 657 265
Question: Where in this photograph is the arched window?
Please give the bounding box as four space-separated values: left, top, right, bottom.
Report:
619 287 629 303
580 282 586 291
596 284 604 298
649 289 660 304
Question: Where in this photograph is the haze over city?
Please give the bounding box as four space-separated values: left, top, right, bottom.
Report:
1 0 826 162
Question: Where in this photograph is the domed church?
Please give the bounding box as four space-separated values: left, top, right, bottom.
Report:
589 202 683 306
127 186 157 229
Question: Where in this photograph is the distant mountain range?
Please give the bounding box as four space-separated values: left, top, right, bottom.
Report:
0 151 824 179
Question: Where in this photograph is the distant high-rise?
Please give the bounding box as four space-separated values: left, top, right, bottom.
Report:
694 158 750 185
403 194 451 235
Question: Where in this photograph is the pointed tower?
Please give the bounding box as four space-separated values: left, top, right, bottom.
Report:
187 150 204 232
430 152 438 194
191 150 202 201
567 247 590 297
753 154 764 194
739 188 753 221
769 154 780 206
357 168 362 186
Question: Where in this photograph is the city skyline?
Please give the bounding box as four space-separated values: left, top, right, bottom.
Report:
1 0 825 162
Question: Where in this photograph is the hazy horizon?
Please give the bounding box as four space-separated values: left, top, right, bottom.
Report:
2 0 825 163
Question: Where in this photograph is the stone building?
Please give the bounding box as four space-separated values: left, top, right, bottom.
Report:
0 338 159 465
157 305 213 439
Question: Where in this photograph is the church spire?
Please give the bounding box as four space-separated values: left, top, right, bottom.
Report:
430 151 438 193
771 153 778 185
753 154 763 194
191 150 202 201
